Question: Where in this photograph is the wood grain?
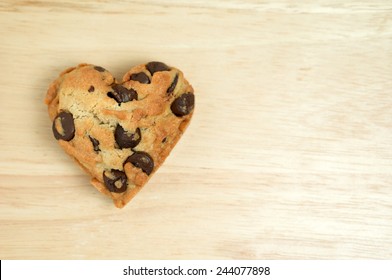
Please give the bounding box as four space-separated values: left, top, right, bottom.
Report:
0 0 391 259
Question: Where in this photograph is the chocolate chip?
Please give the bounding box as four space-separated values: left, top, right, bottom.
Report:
130 72 150 84
52 111 75 141
124 152 154 175
146 61 170 75
88 85 95 92
107 84 138 104
114 124 141 149
162 137 167 143
167 74 178 94
103 169 127 193
88 136 100 152
94 66 106 72
170 93 195 117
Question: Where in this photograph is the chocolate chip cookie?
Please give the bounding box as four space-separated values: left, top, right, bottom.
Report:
45 62 194 208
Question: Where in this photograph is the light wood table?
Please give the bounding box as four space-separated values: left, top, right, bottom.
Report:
1 0 391 259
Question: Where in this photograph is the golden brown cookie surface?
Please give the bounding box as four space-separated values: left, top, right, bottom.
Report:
45 62 194 208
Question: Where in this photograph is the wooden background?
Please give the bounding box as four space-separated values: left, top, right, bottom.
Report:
0 0 391 259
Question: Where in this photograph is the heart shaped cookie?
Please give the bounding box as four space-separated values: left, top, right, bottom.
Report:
44 62 194 208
